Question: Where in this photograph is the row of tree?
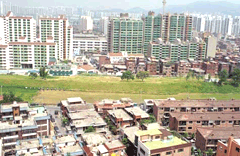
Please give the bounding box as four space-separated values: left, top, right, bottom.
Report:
0 92 23 104
121 71 149 81
29 67 48 79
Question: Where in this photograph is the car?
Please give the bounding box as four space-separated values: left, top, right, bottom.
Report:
51 118 55 122
54 126 60 133
55 110 59 115
57 103 61 107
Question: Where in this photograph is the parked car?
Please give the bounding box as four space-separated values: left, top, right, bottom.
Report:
51 118 55 122
55 110 59 115
54 126 60 133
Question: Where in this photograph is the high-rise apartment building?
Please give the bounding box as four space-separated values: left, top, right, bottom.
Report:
147 37 206 62
39 15 73 60
80 16 93 31
0 11 36 44
108 13 143 54
99 17 109 36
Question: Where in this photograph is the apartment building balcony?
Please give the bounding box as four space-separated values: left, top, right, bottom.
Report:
178 127 186 132
3 135 18 141
179 121 187 126
3 141 17 147
22 132 37 137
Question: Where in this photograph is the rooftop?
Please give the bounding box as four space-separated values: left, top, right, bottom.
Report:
122 126 139 143
144 136 188 150
16 138 40 150
67 104 94 113
108 109 133 121
136 129 162 137
124 107 150 118
60 144 83 154
55 135 76 144
67 97 84 103
81 132 107 145
197 127 240 139
170 112 240 121
143 123 164 130
104 140 125 150
154 99 240 108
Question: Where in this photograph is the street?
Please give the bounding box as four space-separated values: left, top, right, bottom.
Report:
45 106 67 136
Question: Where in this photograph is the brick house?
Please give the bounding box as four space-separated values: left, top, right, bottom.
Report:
202 61 218 76
216 136 240 156
146 57 158 75
107 109 134 128
175 60 191 76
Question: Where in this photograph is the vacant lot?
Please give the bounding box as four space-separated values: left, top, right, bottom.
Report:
0 75 240 103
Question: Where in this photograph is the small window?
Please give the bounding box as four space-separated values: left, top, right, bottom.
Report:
236 147 240 152
197 121 201 123
229 121 233 123
178 149 184 152
188 127 192 129
224 150 227 153
222 121 225 123
152 154 160 156
189 121 193 124
166 151 172 155
155 136 160 139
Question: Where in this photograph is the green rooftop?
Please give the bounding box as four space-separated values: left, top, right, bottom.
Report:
136 129 162 136
144 136 187 150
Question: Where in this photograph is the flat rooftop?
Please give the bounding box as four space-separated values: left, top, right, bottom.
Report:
144 136 188 150
68 111 98 120
81 132 107 145
16 138 40 150
67 97 84 103
104 140 125 150
136 129 162 137
197 127 240 140
61 144 83 154
67 104 94 112
124 107 150 118
143 123 164 130
55 135 76 144
154 99 240 108
122 126 139 143
170 112 240 121
108 109 133 121
1 102 29 112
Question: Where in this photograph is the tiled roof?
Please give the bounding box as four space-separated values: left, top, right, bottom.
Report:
79 65 94 71
197 127 240 139
108 53 123 57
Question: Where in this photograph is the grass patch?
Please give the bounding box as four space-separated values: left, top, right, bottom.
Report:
0 75 240 103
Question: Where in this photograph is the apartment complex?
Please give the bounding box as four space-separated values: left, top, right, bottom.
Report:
216 136 240 156
73 34 107 53
0 101 50 155
152 99 240 124
108 13 143 54
39 15 73 60
79 16 93 31
135 128 192 156
169 112 240 135
196 127 240 152
147 37 206 62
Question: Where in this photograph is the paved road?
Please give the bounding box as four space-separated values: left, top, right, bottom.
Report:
45 106 66 136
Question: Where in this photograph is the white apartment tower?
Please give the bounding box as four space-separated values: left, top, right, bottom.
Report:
99 17 108 35
39 15 73 60
0 11 36 44
80 16 93 31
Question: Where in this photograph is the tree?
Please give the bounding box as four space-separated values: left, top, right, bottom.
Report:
66 152 71 156
186 72 190 81
62 117 68 126
191 133 195 139
85 126 95 133
39 67 48 79
208 74 211 80
136 71 149 82
183 132 189 138
121 71 134 81
191 147 195 155
122 137 129 147
205 148 213 156
218 69 228 85
29 72 37 79
231 68 240 87
0 92 23 104
197 149 202 156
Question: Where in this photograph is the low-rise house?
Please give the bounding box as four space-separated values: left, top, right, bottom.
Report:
216 136 240 156
77 65 98 74
107 109 134 128
61 97 86 115
175 60 191 76
16 138 43 156
135 128 191 156
202 61 218 76
68 111 107 135
104 140 126 156
124 107 150 123
94 98 133 116
196 127 240 153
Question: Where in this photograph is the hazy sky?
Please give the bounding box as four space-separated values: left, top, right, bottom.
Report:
7 0 240 10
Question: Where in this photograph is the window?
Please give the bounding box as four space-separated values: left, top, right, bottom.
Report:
229 121 233 123
155 136 160 139
166 151 172 155
197 121 201 123
140 148 145 155
178 149 184 152
188 127 192 129
189 121 193 124
152 154 160 156
224 150 227 153
236 147 240 152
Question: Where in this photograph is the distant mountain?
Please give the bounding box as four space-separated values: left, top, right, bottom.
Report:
126 7 147 13
153 1 240 16
101 1 240 16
